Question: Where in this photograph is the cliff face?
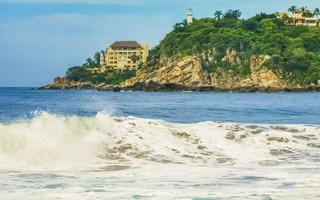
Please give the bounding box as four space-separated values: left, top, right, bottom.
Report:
120 49 317 92
43 48 319 92
207 52 286 90
121 56 210 91
43 49 320 92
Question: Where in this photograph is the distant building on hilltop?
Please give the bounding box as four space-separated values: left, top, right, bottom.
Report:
277 12 287 19
100 41 149 70
292 10 318 26
279 9 319 27
187 9 193 25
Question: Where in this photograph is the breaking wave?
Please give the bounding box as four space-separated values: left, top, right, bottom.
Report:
0 111 319 171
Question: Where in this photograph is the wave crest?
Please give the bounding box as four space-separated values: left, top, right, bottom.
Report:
0 112 319 171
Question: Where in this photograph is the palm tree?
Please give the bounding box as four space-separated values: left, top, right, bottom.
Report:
300 6 307 13
300 7 314 17
214 10 223 20
83 58 95 68
93 51 101 64
86 58 94 65
288 6 297 16
130 55 141 64
314 8 320 19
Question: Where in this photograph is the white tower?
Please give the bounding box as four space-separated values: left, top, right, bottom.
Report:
187 9 193 25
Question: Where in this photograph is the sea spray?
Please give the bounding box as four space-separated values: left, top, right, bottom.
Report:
0 112 319 171
0 112 320 199
0 112 110 171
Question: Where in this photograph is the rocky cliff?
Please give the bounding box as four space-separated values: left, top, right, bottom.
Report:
119 49 319 92
43 48 320 92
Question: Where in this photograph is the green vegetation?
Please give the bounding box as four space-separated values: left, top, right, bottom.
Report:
82 51 102 68
66 66 136 85
129 55 141 63
65 52 136 85
149 8 320 85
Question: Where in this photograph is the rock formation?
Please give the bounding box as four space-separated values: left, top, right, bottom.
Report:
42 48 320 92
119 49 319 92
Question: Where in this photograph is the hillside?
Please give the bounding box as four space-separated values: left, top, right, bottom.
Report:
43 10 320 92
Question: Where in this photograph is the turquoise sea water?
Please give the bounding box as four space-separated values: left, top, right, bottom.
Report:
0 88 319 199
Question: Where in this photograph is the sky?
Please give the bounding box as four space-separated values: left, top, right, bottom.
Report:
0 0 319 87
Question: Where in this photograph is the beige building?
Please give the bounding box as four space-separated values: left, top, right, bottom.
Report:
292 10 319 27
100 41 149 70
277 12 288 19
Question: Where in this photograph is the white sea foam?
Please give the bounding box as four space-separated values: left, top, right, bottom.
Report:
0 112 319 199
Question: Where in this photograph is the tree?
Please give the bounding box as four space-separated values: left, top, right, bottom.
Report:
130 55 142 63
173 20 188 32
314 8 320 19
93 51 101 66
302 33 320 52
214 10 223 20
66 66 88 81
86 58 93 65
267 54 285 76
80 52 103 68
298 6 314 17
288 6 297 15
252 13 276 22
242 19 258 31
302 8 314 17
300 6 307 13
224 9 242 20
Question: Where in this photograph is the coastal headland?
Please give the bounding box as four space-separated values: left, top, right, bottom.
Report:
42 8 320 92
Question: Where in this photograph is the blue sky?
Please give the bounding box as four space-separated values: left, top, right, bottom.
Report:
0 0 319 87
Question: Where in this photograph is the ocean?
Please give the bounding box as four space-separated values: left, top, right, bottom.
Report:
0 88 319 199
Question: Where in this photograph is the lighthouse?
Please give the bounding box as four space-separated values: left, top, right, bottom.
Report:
187 9 193 25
